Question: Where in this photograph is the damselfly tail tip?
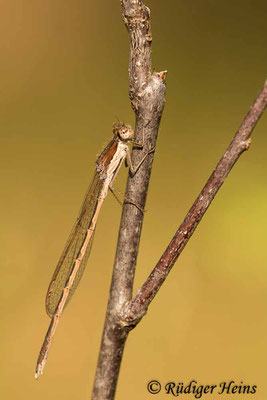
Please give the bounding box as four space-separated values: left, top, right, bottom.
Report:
35 363 45 380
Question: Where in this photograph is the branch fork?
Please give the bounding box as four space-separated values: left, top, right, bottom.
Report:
91 1 267 399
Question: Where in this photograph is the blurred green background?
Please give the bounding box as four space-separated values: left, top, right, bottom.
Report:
1 1 266 399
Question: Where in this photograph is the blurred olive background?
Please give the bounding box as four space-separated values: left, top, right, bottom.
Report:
1 0 266 399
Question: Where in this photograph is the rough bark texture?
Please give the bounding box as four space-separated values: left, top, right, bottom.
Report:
91 1 267 399
91 2 166 399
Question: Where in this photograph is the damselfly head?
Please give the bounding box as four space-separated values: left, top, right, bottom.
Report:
113 123 134 142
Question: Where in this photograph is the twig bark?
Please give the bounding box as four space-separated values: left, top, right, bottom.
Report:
91 1 267 399
91 1 166 399
123 79 267 326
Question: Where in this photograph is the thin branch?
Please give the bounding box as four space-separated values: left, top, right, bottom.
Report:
91 1 166 399
123 80 267 325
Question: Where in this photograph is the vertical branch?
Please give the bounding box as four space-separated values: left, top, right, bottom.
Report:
91 1 166 400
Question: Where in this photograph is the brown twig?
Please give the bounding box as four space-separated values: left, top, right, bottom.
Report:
91 1 267 399
123 80 267 326
91 1 166 399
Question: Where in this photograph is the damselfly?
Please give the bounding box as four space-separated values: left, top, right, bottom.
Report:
35 123 153 378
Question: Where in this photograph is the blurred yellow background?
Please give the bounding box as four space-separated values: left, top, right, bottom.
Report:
1 0 266 399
